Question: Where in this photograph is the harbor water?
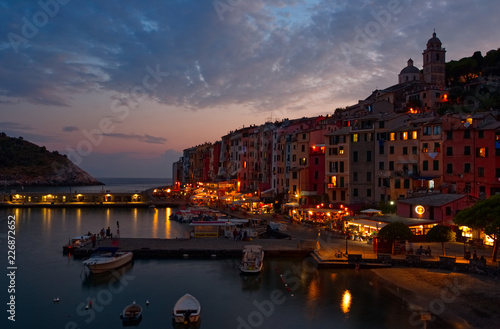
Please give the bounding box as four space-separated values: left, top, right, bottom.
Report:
1 206 451 329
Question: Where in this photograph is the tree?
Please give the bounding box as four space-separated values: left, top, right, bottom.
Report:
426 225 456 256
377 222 413 255
454 195 500 262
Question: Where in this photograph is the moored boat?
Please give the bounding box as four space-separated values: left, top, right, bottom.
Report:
82 247 133 274
62 234 92 254
172 293 201 324
239 245 264 274
120 301 142 324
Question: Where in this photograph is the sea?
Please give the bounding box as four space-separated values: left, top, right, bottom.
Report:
0 179 452 329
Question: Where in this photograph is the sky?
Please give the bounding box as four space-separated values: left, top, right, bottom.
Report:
1 0 499 179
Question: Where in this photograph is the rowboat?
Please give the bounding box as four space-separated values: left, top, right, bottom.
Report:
82 247 133 274
120 301 142 324
172 294 201 324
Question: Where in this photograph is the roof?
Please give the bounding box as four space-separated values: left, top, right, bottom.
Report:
397 194 469 207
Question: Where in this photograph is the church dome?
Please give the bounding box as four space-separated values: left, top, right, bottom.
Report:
427 32 442 49
399 58 420 75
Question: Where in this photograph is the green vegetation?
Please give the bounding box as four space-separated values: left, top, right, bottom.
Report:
377 222 413 255
0 133 101 186
454 195 500 262
426 225 456 256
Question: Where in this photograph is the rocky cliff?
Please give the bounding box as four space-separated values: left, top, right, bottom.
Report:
0 133 103 186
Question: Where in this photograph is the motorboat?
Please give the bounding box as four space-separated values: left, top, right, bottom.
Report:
120 301 142 325
239 245 264 274
82 247 133 274
62 234 92 254
172 293 201 324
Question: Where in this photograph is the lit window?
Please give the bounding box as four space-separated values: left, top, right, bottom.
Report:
412 131 418 139
390 132 395 141
243 161 247 168
478 147 487 158
402 132 408 140
339 147 344 155
353 134 358 142
331 176 337 186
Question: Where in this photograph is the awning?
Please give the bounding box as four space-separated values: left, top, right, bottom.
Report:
261 188 274 195
346 219 387 230
360 208 382 214
284 202 299 207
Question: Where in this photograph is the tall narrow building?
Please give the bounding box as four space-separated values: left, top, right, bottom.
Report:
422 32 446 87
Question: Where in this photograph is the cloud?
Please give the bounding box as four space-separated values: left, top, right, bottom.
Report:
103 132 167 144
62 126 79 132
0 0 499 112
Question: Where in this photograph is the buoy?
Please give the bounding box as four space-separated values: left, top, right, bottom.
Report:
88 300 93 309
146 300 150 306
85 305 89 310
53 297 60 303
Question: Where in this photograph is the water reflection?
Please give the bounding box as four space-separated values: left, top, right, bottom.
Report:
240 273 262 291
341 290 352 317
81 261 134 289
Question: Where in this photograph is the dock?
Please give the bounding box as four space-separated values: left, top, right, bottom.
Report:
72 237 318 259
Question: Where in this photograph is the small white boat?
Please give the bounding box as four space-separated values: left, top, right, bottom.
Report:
62 234 92 253
239 245 264 274
269 221 287 231
120 301 142 324
83 247 133 274
172 294 201 324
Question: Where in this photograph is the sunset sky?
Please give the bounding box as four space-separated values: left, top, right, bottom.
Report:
1 0 499 178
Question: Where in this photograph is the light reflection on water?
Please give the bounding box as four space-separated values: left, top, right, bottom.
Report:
0 207 455 329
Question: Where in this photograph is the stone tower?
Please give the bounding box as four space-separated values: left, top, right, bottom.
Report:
422 32 446 87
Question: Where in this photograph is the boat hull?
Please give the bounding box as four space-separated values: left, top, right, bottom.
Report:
120 303 143 325
172 294 201 324
84 252 133 274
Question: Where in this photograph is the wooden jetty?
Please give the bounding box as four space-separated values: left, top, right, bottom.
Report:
72 237 318 259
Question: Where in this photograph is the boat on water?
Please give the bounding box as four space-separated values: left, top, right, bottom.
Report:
172 294 201 324
120 301 142 325
82 247 133 274
62 234 92 254
239 245 264 274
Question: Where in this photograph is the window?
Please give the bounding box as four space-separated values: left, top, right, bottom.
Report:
446 207 451 216
423 161 428 171
404 179 410 189
433 160 439 171
367 151 372 162
390 146 394 154
434 142 440 152
423 126 431 136
379 121 385 128
366 133 373 142
341 190 345 201
395 179 401 188
446 163 453 174
340 177 345 188
412 131 418 139
367 172 372 182
353 134 358 142
292 172 298 179
446 147 453 156
464 163 470 173
353 151 358 162
464 130 470 139
314 171 319 179
464 146 470 156
353 172 358 182
340 161 344 173
496 168 500 178
422 143 428 152
390 132 395 141
339 146 344 155
433 126 441 135
477 147 487 158
379 162 385 170
301 145 305 152
367 188 371 197
314 157 319 165
402 131 408 140
478 131 484 138
353 188 358 197
446 131 453 140
330 176 337 186
403 147 408 155
478 167 484 177
412 146 417 154
379 144 385 155
389 161 394 170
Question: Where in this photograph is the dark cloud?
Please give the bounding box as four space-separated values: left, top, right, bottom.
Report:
103 132 167 144
62 126 78 132
1 0 499 112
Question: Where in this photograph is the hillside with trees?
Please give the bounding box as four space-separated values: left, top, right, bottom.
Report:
440 48 500 114
0 133 102 186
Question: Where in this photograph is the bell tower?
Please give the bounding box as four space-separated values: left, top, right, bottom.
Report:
422 32 446 87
